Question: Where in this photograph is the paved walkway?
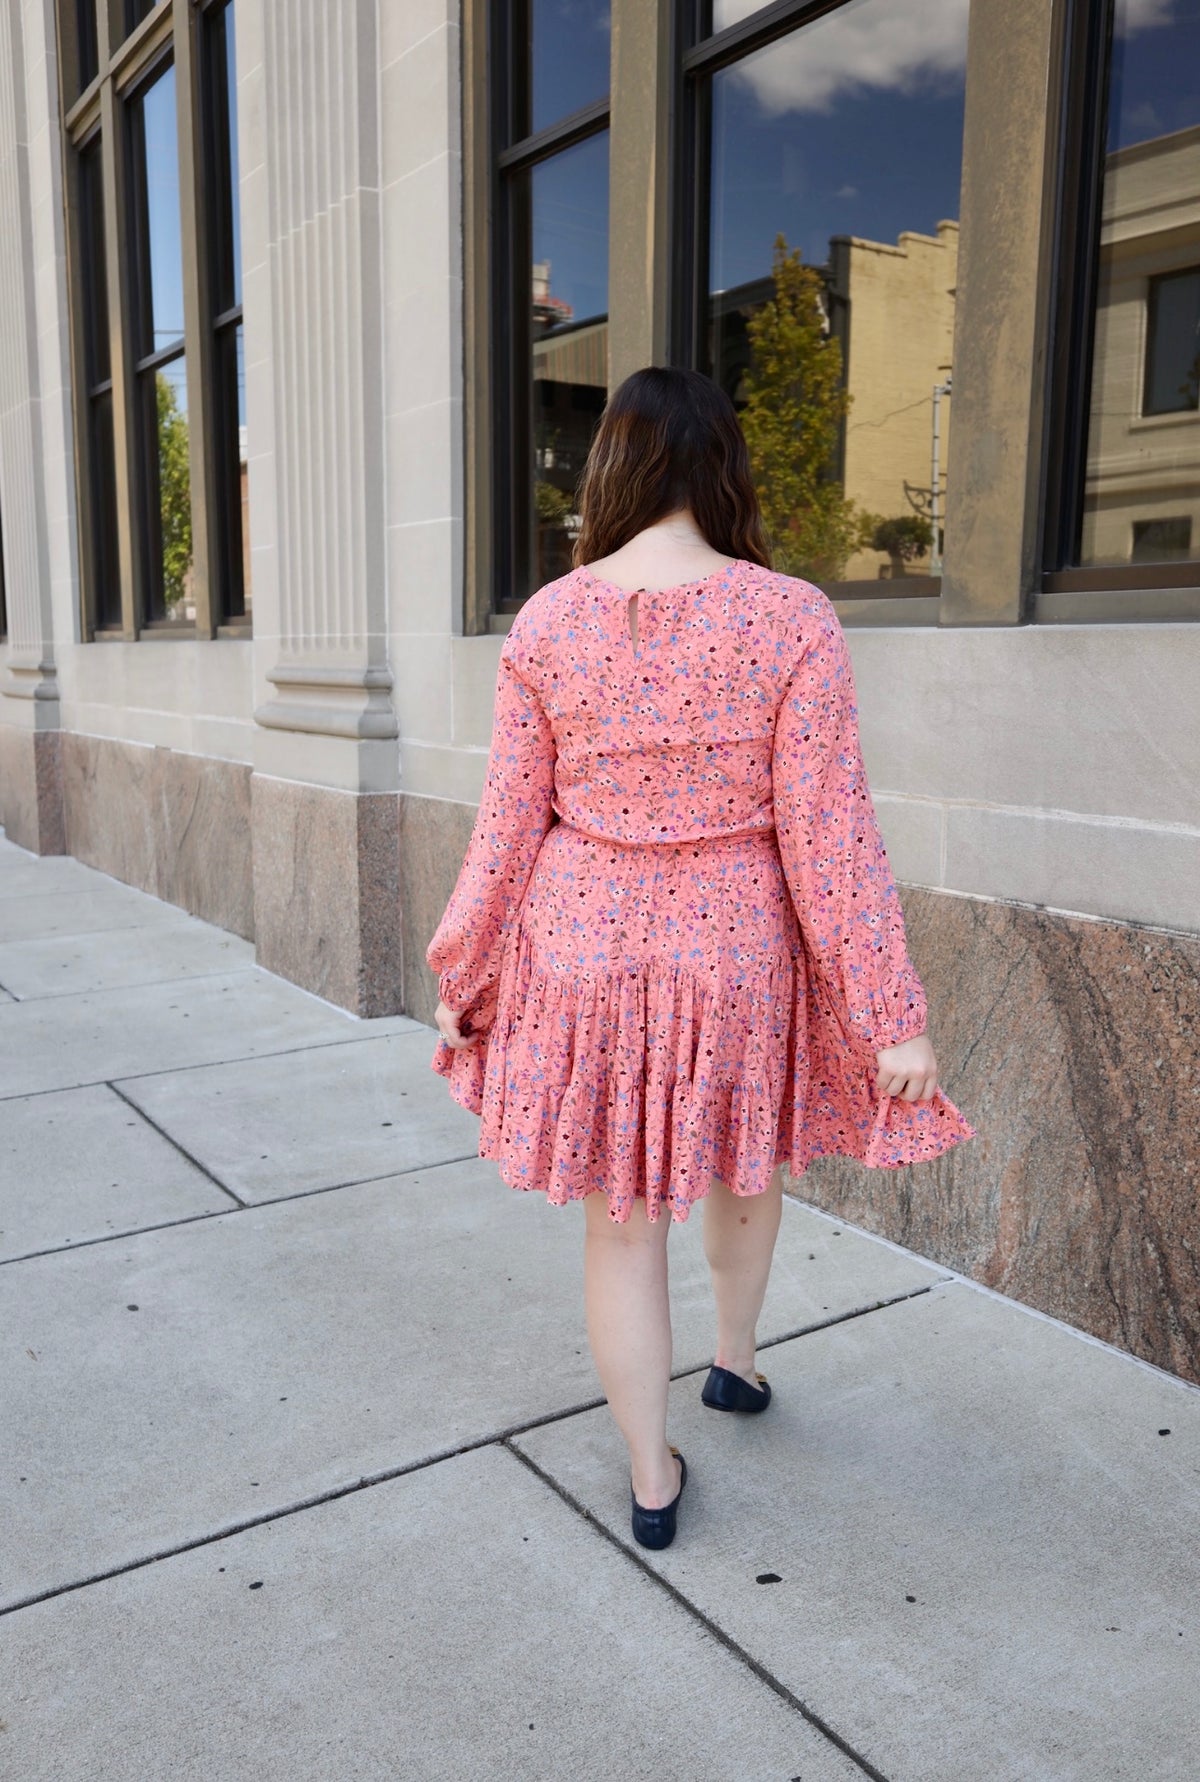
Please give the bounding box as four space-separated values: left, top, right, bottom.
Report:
0 827 1197 1780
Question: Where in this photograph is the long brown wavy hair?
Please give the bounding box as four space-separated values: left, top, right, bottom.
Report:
571 366 773 570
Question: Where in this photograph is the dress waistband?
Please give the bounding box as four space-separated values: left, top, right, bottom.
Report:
550 812 779 851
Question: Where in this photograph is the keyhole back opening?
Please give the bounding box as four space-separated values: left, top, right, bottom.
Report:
627 590 642 653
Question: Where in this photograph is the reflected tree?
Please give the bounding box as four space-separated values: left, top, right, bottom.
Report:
156 371 192 611
740 234 872 581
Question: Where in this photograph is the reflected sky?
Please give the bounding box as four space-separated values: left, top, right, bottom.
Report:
1108 0 1200 150
532 131 609 325
140 64 185 348
531 0 610 132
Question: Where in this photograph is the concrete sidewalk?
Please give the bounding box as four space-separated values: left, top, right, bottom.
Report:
0 829 1197 1781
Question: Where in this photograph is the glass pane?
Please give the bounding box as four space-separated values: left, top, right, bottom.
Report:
224 4 242 305
216 323 251 617
125 0 159 35
131 62 186 355
703 0 966 583
527 0 610 136
703 0 776 34
146 357 193 621
1145 270 1200 415
206 0 242 310
0 503 8 638
90 390 122 628
79 136 110 387
75 0 99 91
1079 0 1200 568
518 130 609 595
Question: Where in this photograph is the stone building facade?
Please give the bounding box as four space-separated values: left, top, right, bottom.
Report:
0 0 1197 1380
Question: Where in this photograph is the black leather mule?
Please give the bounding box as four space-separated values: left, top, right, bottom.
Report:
701 1364 772 1413
631 1448 687 1550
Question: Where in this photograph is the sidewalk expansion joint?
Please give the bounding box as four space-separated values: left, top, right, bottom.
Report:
503 1439 892 1782
106 1081 246 1208
0 1154 487 1267
0 1027 427 1106
0 1290 934 1620
0 964 259 1005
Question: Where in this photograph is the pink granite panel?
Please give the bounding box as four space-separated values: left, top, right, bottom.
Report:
792 889 1200 1383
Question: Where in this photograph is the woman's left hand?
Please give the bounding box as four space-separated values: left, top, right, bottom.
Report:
874 1032 939 1101
435 1000 481 1050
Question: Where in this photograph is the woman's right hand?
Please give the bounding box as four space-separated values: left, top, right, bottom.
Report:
874 1033 939 1101
435 1000 481 1051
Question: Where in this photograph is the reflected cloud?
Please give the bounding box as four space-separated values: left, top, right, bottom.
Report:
713 0 1176 116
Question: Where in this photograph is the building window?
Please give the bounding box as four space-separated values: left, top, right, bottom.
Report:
490 1 611 611
0 502 7 641
55 0 250 638
676 0 967 592
1144 269 1200 418
1045 0 1200 589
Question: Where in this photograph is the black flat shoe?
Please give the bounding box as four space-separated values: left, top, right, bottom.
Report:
701 1365 772 1413
631 1448 687 1550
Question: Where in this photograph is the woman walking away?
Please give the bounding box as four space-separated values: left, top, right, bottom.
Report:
426 366 976 1551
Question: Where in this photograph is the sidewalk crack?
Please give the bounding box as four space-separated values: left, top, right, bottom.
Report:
503 1439 892 1782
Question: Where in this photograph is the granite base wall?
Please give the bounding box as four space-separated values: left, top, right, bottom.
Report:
798 888 1200 1385
402 789 1200 1386
251 775 403 1019
0 723 65 854
56 732 254 939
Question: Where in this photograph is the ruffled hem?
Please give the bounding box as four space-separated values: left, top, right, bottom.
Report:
431 920 976 1224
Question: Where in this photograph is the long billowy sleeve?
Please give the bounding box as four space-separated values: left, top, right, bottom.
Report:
425 638 556 1033
773 597 928 1055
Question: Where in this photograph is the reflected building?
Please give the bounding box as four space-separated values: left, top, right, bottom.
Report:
708 222 958 582
1081 123 1200 567
828 221 958 580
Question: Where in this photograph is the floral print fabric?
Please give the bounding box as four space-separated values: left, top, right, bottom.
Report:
427 560 976 1222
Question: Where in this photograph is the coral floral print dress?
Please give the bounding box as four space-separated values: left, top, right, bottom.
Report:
427 559 976 1223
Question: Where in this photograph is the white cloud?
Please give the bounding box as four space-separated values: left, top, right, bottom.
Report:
711 0 1176 117
714 0 971 116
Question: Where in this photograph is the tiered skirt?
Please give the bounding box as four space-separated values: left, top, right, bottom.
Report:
432 822 975 1222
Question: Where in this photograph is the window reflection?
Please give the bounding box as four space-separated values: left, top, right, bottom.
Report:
1079 0 1200 569
700 0 967 584
524 131 609 588
133 64 185 352
131 62 191 620
528 0 611 133
206 0 250 617
125 0 159 37
80 135 122 628
75 0 98 92
150 359 193 621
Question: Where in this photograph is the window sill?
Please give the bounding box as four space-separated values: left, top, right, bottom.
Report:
1033 583 1200 623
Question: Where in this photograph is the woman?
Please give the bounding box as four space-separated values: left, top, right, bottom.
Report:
427 366 976 1551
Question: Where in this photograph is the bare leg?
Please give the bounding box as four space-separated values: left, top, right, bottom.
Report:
583 1190 681 1509
702 1164 785 1384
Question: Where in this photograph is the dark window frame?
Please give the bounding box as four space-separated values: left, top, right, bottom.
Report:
489 0 611 615
672 0 942 602
1040 0 1200 599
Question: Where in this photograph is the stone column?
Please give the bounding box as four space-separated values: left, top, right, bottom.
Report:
245 0 401 1014
0 0 64 852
